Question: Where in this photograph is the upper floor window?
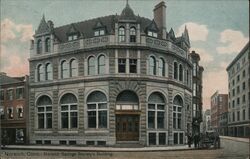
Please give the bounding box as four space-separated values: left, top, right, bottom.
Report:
149 56 156 75
60 93 78 129
173 95 183 129
7 89 13 100
174 62 178 80
98 55 105 74
16 87 24 99
242 70 246 78
159 58 165 76
186 70 189 85
68 34 78 41
37 64 44 81
37 39 42 54
129 59 137 73
7 107 13 119
148 92 165 129
37 95 52 129
148 31 157 38
130 27 136 42
193 63 197 76
118 27 125 42
17 106 23 118
88 56 95 75
179 64 183 81
45 63 52 80
61 60 69 79
94 29 105 36
87 91 107 129
45 38 51 52
118 58 126 73
0 89 4 101
69 59 77 77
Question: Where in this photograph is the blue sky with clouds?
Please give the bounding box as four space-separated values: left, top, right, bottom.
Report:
1 0 249 109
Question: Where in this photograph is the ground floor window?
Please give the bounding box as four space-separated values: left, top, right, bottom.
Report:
148 132 167 146
173 131 184 145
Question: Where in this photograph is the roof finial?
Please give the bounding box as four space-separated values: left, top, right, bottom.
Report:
126 0 129 6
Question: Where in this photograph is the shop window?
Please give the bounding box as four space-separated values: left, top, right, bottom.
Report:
149 133 156 145
159 133 166 145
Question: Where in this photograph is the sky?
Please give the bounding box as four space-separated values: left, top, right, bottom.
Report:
0 0 249 110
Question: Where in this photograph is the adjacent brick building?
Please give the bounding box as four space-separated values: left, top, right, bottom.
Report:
28 1 199 146
0 72 29 144
227 42 250 137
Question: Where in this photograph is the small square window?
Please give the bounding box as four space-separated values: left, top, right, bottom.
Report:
44 140 51 145
59 140 67 145
97 141 106 146
69 141 77 145
86 141 95 146
36 140 42 144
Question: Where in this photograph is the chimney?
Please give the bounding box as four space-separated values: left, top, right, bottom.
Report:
154 1 166 39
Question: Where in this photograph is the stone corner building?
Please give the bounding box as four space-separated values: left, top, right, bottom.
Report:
29 1 198 146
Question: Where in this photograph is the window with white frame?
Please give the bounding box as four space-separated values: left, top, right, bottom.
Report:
68 34 78 41
45 63 52 80
193 63 197 76
130 27 136 42
173 95 183 129
116 90 139 110
61 60 69 78
118 58 126 73
37 64 44 81
174 62 178 80
7 107 13 119
37 95 52 129
193 83 197 96
16 87 24 99
129 59 137 73
69 59 77 77
147 31 157 38
173 131 184 145
60 93 78 129
148 92 165 129
118 27 125 42
87 91 107 128
159 58 165 76
45 38 51 52
94 29 105 36
98 55 105 74
7 89 13 100
17 106 23 118
149 56 156 75
88 56 95 75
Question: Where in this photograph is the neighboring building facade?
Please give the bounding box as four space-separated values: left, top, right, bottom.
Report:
210 91 228 135
0 72 29 144
202 109 212 133
227 42 250 137
29 1 196 146
190 51 203 135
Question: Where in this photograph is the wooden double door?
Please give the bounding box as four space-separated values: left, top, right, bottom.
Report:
116 115 139 141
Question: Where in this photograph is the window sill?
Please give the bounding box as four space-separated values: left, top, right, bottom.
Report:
34 130 53 134
85 129 109 134
58 130 78 134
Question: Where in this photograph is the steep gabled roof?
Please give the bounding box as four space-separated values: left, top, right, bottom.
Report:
36 15 50 35
145 19 159 32
119 2 137 21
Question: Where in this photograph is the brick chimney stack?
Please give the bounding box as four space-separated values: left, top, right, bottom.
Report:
154 1 166 39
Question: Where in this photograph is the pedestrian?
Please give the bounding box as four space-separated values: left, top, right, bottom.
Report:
187 133 192 147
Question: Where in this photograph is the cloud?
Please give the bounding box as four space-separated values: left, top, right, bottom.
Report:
1 18 34 42
191 47 214 66
177 22 209 42
216 29 249 54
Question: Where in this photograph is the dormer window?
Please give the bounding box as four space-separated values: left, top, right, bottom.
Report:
130 27 136 42
94 29 105 36
148 31 157 38
68 34 78 41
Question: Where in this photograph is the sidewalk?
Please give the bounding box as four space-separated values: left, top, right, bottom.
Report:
2 145 196 152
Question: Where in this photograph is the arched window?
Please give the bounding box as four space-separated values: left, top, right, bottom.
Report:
45 63 52 80
45 38 51 52
88 56 95 75
37 39 42 54
179 64 183 81
116 90 139 110
98 55 105 74
148 92 165 129
118 27 125 42
149 56 156 75
159 58 165 76
174 62 178 80
37 95 52 129
60 93 78 129
173 95 183 129
69 59 77 77
37 64 43 81
61 60 68 79
186 70 189 85
130 27 136 42
87 91 107 128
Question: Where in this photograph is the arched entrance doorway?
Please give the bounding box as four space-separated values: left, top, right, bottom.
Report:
115 90 140 141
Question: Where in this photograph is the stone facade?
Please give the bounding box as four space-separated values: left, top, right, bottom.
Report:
29 1 195 146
